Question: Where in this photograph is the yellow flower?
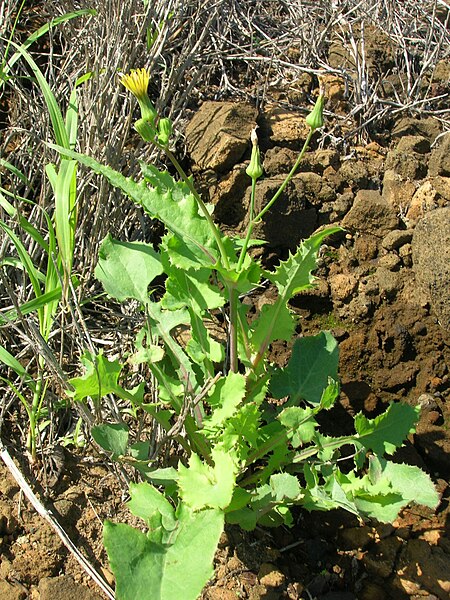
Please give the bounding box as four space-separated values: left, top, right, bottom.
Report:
120 68 156 124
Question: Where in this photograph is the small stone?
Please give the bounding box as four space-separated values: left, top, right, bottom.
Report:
329 273 358 302
258 563 286 588
378 253 401 271
342 189 399 237
381 229 413 251
338 526 374 549
0 580 27 600
359 581 387 600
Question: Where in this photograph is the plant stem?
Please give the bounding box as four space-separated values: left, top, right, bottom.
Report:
237 177 256 271
163 147 231 270
228 284 238 373
237 128 314 271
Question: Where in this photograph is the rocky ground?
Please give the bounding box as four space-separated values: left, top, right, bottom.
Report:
1 3 450 600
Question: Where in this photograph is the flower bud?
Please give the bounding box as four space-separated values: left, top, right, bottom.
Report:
305 89 325 131
157 117 173 146
246 128 263 180
134 118 157 143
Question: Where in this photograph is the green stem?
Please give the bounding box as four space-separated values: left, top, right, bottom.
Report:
237 177 256 271
254 128 314 223
163 147 230 270
236 128 314 272
228 284 238 373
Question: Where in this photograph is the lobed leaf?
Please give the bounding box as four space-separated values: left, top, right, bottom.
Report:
270 331 339 405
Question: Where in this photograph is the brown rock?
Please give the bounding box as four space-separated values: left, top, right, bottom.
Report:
250 177 317 248
263 146 297 175
382 170 416 215
186 101 257 172
396 538 450 599
338 526 374 549
212 167 249 226
429 134 450 177
381 229 413 251
342 190 399 237
412 208 450 330
258 563 286 588
385 148 427 180
391 117 441 143
206 588 240 600
359 581 386 600
406 180 439 225
261 107 310 147
329 273 358 302
362 536 403 578
0 580 27 600
38 576 103 600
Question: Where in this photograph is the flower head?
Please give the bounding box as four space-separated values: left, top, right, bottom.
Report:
120 68 156 124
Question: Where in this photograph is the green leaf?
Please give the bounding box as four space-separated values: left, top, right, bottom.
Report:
369 457 439 510
67 350 140 404
250 301 296 349
270 332 339 405
270 473 302 501
92 423 129 458
162 266 224 313
47 145 221 268
355 403 420 456
127 482 175 527
178 448 236 510
203 372 247 430
268 228 341 298
104 505 224 600
278 406 318 447
95 234 163 303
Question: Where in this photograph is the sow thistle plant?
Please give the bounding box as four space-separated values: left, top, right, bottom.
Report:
51 68 439 600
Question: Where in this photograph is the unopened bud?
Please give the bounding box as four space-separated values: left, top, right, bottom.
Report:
246 127 263 180
305 89 325 131
157 118 173 146
134 118 157 143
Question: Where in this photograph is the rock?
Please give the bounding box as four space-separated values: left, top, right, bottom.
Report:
412 208 450 330
381 229 413 251
263 146 297 175
382 169 416 214
373 361 419 390
433 59 450 82
206 588 241 600
38 576 103 600
406 180 439 225
362 536 403 578
395 538 450 600
250 177 317 248
212 167 249 226
391 117 441 143
338 526 374 549
0 580 27 600
358 581 386 600
342 189 399 237
339 159 369 188
329 273 358 302
261 106 310 147
257 563 285 588
186 101 257 172
395 135 431 154
378 253 401 271
429 133 450 176
385 148 427 180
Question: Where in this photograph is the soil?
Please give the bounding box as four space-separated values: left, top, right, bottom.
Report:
1 6 450 600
